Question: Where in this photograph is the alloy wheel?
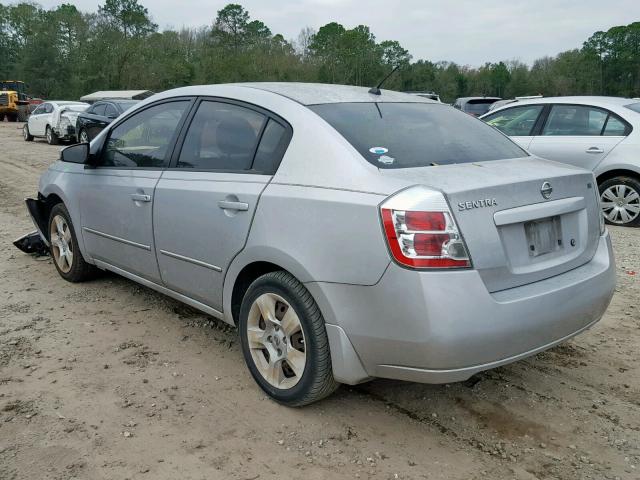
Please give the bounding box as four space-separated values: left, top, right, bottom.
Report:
600 184 640 225
46 127 52 144
246 292 307 389
23 125 28 140
49 214 74 273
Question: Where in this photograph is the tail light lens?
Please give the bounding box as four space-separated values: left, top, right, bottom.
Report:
380 187 471 269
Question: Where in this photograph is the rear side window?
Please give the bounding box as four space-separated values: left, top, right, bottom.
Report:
309 102 527 169
101 100 189 168
484 105 544 136
252 119 290 174
603 115 628 136
177 101 265 171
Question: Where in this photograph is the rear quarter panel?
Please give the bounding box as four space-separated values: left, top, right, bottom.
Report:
223 184 391 323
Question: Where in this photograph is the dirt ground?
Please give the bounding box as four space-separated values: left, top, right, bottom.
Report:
0 121 638 480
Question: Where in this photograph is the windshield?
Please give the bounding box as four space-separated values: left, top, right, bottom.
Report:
309 102 527 169
625 102 640 114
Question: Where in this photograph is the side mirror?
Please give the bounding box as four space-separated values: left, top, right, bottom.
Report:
60 143 89 164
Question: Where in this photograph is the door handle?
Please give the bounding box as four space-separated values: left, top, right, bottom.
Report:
218 200 249 211
586 147 604 154
130 193 151 203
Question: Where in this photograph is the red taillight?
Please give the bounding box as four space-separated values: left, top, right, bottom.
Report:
404 211 446 231
381 204 471 269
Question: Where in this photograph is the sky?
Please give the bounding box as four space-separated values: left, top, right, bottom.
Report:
38 0 640 66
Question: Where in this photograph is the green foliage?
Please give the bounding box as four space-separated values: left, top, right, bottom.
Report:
0 1 638 102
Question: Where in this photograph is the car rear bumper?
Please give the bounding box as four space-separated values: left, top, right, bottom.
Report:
308 232 616 385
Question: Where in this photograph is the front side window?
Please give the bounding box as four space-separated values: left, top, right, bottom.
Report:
101 101 189 168
484 105 544 136
32 104 45 115
105 104 119 118
177 101 265 171
309 102 527 169
92 103 106 116
542 105 608 136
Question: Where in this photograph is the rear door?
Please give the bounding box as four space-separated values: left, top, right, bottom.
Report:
482 104 545 150
528 104 628 170
153 98 292 310
79 99 192 282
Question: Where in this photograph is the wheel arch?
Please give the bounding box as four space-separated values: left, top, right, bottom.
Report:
596 168 640 185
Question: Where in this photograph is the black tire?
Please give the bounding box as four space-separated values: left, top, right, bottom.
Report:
46 125 59 145
598 176 640 227
48 203 98 282
0 114 4 122
239 271 339 406
17 107 28 122
8 114 17 122
23 124 33 141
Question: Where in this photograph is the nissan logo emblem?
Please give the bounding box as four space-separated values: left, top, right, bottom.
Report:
541 181 553 199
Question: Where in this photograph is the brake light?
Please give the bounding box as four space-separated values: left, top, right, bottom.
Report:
380 187 471 269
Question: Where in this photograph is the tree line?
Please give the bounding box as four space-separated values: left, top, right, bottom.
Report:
0 1 638 102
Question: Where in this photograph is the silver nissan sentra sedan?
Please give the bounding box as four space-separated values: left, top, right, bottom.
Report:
23 83 616 406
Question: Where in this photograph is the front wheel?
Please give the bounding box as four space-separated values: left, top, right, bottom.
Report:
599 176 640 227
46 125 59 145
48 203 97 282
239 271 338 406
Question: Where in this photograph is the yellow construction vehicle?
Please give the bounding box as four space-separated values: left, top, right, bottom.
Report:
0 81 31 122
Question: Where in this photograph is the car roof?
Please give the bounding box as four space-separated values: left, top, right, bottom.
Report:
456 97 501 102
499 96 635 107
236 82 437 105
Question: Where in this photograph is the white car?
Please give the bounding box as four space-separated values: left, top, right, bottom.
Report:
481 97 640 226
23 101 89 145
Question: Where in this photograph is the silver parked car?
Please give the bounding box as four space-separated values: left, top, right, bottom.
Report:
23 83 616 406
481 96 640 226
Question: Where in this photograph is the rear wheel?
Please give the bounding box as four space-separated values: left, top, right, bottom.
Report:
239 271 338 406
46 125 59 145
8 114 17 122
0 114 5 122
599 176 640 227
23 124 33 141
17 107 28 122
48 203 97 282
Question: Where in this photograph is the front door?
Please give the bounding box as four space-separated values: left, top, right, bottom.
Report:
153 99 291 310
482 104 546 151
528 104 627 170
79 99 192 282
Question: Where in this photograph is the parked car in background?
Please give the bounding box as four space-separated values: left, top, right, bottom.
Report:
453 96 501 116
23 83 615 406
23 101 89 145
75 99 139 142
487 95 544 112
481 96 640 226
405 91 441 102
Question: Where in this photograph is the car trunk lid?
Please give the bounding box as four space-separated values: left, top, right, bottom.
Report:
380 157 601 292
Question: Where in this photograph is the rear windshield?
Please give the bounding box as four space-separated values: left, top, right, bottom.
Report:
464 99 498 115
625 102 640 113
309 102 527 169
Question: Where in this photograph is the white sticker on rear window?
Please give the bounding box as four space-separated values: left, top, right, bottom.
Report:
378 155 395 165
369 147 388 155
